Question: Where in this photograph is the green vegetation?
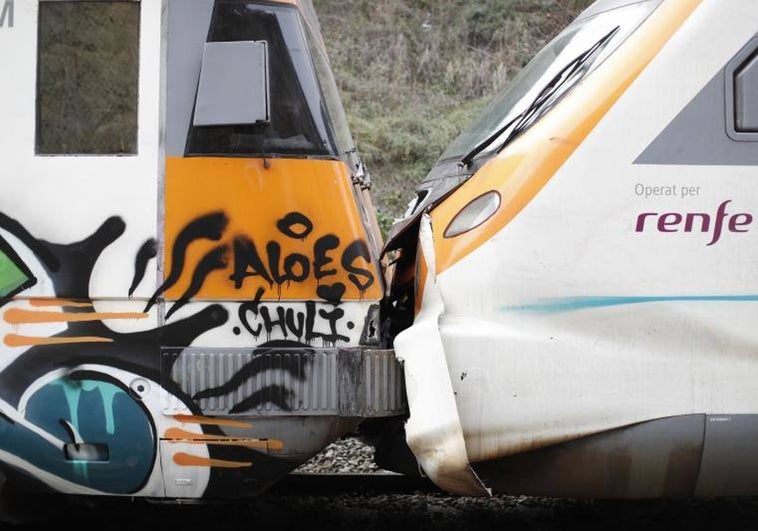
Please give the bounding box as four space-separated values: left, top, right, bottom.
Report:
313 0 593 231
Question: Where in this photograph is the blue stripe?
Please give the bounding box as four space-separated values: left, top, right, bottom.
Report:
503 295 758 314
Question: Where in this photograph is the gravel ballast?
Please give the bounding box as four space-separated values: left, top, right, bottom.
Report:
295 437 381 474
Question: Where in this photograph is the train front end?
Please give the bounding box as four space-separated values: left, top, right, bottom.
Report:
385 0 758 498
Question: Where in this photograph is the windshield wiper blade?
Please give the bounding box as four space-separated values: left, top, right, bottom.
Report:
460 26 620 169
459 111 525 169
498 26 620 151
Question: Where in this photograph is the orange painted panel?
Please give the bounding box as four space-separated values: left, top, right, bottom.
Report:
164 157 382 302
431 0 702 275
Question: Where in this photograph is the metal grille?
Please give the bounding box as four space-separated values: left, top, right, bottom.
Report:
162 347 405 418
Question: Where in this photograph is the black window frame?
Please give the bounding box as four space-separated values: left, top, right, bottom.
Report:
184 0 340 160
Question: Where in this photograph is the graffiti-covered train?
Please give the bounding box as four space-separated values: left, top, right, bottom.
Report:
1 0 757 510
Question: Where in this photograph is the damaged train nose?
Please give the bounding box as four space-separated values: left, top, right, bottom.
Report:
383 0 758 499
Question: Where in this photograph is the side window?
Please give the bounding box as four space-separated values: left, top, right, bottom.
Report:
727 38 758 141
35 0 140 155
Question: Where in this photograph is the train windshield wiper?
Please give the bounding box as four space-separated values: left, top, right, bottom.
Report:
460 26 620 169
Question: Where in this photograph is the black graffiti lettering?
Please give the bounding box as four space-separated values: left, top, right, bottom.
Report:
146 211 228 311
276 212 313 240
154 211 375 304
230 235 272 289
267 242 313 286
128 238 157 297
314 235 339 281
305 301 317 342
304 301 349 345
315 307 349 345
238 287 265 338
166 245 229 319
260 306 288 340
342 240 375 292
238 301 350 345
316 283 346 304
283 253 310 282
285 308 305 337
266 241 286 285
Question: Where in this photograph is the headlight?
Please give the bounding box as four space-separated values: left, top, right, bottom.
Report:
443 191 501 238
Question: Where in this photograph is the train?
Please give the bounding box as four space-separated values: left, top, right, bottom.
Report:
1 0 757 514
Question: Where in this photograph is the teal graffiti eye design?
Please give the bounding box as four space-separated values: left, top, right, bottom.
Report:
0 376 156 494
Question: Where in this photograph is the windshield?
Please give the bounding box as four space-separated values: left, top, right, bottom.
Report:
303 17 358 162
187 2 337 157
439 0 659 163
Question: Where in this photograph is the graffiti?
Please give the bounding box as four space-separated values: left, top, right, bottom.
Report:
146 211 229 312
165 244 229 319
0 213 244 495
0 371 156 493
128 238 157 297
229 213 375 297
0 207 371 497
0 234 35 307
157 210 375 318
0 214 229 398
187 340 314 413
238 288 350 346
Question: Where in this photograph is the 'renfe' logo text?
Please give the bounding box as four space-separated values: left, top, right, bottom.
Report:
0 0 13 28
635 200 752 246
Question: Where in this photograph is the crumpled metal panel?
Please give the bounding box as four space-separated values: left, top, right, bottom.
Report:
394 214 491 497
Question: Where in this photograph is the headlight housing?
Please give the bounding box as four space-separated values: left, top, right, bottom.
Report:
444 191 501 238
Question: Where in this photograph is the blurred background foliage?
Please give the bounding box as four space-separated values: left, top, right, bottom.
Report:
313 0 594 233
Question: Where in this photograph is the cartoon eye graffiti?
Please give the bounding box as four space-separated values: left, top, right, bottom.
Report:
1 370 156 495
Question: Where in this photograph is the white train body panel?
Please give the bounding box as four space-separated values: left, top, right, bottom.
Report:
393 0 758 497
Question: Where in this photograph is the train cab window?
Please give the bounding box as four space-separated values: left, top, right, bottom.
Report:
186 2 337 158
194 41 270 127
35 1 140 155
727 39 758 141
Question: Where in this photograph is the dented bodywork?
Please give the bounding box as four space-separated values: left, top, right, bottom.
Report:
393 215 489 497
385 0 758 498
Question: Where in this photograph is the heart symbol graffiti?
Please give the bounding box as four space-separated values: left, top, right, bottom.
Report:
317 283 346 304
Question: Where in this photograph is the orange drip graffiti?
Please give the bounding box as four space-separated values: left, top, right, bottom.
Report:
3 309 148 325
172 415 253 428
28 299 94 308
3 335 113 347
173 452 252 469
163 428 283 450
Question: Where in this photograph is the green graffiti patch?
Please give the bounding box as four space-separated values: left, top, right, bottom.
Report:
0 251 28 296
0 237 34 301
